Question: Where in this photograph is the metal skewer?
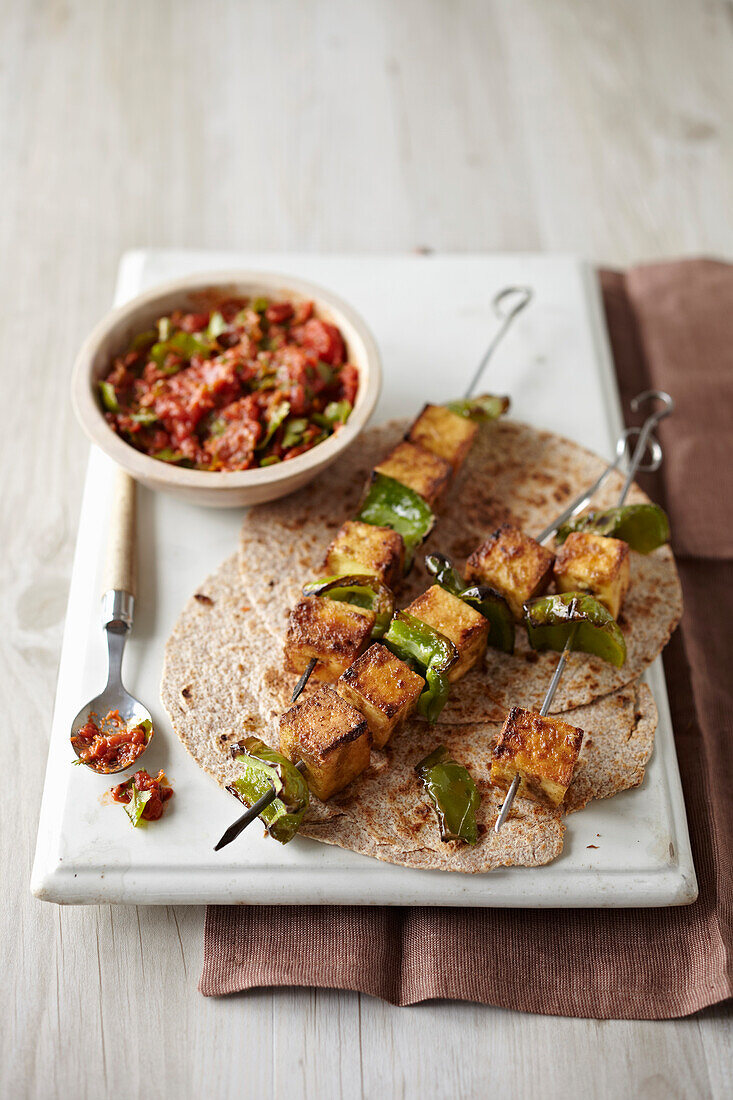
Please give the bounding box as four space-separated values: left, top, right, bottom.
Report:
289 285 533 706
494 629 577 832
618 390 674 504
535 427 663 544
291 657 317 703
461 286 532 399
214 761 307 851
494 390 674 830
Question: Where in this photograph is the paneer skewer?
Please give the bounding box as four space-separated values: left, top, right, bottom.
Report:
281 285 533 703
463 401 673 639
284 401 492 691
492 390 675 829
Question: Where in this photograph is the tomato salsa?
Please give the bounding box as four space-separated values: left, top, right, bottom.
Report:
71 710 152 773
99 297 359 471
111 770 174 825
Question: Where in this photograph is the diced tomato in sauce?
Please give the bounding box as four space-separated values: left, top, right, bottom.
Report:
99 297 358 471
71 710 151 773
111 770 174 821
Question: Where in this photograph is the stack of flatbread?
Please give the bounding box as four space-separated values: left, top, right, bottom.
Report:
161 420 681 872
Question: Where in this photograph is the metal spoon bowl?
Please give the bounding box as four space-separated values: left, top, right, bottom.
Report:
70 468 153 775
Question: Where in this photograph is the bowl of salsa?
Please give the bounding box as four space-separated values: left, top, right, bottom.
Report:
72 270 382 506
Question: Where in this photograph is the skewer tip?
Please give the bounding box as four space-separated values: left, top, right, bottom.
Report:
291 657 317 703
494 773 521 832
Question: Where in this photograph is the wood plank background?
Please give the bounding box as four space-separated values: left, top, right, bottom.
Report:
2 1 732 1096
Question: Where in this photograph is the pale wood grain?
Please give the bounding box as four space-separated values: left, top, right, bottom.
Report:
103 469 137 597
2 0 732 1097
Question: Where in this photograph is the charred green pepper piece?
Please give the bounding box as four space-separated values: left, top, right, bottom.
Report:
524 592 627 667
357 473 435 571
415 745 480 844
556 503 670 554
384 611 457 722
302 573 395 638
446 393 510 422
425 552 515 654
228 737 309 844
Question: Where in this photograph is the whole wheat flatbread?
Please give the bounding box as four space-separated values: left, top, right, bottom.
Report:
237 419 682 721
161 553 658 872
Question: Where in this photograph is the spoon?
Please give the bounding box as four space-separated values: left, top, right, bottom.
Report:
70 466 153 773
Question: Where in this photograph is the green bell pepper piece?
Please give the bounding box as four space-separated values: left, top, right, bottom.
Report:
229 736 309 844
357 473 435 571
556 503 670 554
524 592 627 667
461 584 515 655
446 394 510 421
302 573 395 638
415 745 480 844
425 552 515 654
383 611 457 722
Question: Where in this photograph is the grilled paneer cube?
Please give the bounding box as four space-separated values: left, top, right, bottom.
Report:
374 441 452 509
405 585 489 682
284 596 375 681
554 532 631 620
323 519 404 589
407 404 478 475
279 685 372 801
465 524 554 621
336 643 424 749
490 706 584 808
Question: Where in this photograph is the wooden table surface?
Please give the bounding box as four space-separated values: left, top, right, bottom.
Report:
3 1 732 1096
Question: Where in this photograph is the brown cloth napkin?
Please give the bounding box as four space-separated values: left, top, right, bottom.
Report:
200 259 733 1019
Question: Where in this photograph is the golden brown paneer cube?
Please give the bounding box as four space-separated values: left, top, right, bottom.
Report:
284 596 375 681
465 524 555 621
406 404 478 475
323 519 404 589
374 441 452 509
405 585 489 682
336 643 425 749
490 706 584 808
279 685 372 800
554 532 631 620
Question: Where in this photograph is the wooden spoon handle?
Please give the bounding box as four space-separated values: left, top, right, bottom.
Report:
103 467 137 598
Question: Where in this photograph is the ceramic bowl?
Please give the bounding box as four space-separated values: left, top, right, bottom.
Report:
72 269 382 507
